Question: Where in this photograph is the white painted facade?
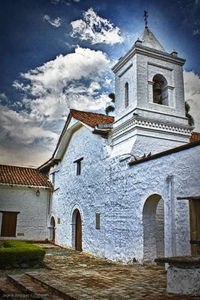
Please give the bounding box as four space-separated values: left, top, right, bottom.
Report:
50 124 108 257
48 27 200 263
104 145 200 263
0 185 51 240
50 131 200 263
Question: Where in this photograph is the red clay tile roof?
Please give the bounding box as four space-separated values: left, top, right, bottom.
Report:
190 132 200 143
0 165 53 189
70 109 114 128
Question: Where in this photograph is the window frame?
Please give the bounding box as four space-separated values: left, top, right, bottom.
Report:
74 157 84 176
125 82 129 108
96 213 100 230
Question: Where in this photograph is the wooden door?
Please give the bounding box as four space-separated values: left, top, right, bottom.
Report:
1 212 18 237
75 211 82 251
189 200 200 255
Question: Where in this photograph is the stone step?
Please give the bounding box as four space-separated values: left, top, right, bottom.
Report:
25 272 77 300
7 274 63 300
0 277 30 300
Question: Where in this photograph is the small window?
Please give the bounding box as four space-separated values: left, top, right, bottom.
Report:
96 213 100 230
74 157 83 176
125 82 129 107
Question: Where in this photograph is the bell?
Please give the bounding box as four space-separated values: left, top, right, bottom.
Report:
154 82 161 92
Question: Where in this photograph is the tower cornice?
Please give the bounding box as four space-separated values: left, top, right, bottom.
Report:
112 44 185 74
110 114 192 148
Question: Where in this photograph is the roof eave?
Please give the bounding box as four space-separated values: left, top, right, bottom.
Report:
38 158 61 173
0 182 53 190
129 140 200 166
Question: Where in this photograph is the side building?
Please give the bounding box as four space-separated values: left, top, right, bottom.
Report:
0 165 53 240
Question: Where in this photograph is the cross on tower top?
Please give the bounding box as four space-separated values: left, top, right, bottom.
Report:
144 10 148 28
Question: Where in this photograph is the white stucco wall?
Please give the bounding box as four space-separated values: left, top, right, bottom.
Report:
115 56 137 119
50 120 200 263
104 144 200 263
0 186 51 240
51 125 109 258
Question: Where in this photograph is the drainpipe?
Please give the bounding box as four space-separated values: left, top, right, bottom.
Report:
166 175 176 257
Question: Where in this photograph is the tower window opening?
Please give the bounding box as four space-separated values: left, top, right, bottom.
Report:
153 74 168 105
125 82 129 107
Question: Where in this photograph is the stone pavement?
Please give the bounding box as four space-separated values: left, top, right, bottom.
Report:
1 243 200 300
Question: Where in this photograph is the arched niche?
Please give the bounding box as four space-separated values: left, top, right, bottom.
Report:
142 194 164 262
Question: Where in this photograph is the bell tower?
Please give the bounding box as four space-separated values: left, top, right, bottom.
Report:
111 20 191 157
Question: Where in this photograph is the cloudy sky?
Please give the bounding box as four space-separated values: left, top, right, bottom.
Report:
0 0 200 167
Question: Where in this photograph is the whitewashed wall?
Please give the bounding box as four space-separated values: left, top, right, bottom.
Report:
51 125 109 258
51 122 200 263
0 186 51 240
104 144 200 263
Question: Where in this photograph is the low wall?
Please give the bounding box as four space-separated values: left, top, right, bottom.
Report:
155 256 200 296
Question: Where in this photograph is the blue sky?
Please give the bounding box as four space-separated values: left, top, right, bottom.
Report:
0 0 200 166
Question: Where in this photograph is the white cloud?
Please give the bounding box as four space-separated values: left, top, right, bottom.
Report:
43 15 61 28
0 93 8 103
193 28 200 35
14 47 110 115
184 70 200 131
12 47 111 124
0 103 59 166
0 47 112 166
0 105 58 145
71 8 124 45
18 47 109 94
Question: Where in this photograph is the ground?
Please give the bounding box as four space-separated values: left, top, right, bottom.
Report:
0 243 200 299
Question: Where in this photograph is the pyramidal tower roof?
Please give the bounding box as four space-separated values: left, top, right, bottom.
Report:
140 26 165 52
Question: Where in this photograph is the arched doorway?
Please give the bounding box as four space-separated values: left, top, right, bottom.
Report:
50 216 55 243
143 194 164 262
72 209 82 251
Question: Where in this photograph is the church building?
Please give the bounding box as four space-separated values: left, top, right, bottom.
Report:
1 25 200 264
39 25 200 263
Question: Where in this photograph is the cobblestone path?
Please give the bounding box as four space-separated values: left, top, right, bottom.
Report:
31 244 200 299
1 243 200 300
